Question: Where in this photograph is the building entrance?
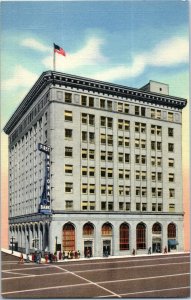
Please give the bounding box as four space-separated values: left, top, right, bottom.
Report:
103 240 111 256
84 240 93 257
152 238 161 253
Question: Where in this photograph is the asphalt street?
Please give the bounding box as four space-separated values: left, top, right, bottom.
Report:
1 251 190 298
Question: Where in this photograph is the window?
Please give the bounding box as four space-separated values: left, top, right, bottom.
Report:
102 223 112 235
142 203 147 211
117 102 123 112
82 166 88 176
100 99 105 108
169 188 175 198
81 95 87 106
120 223 129 250
101 134 106 144
124 104 129 113
125 186 130 196
89 132 95 143
168 128 174 137
82 131 87 142
82 149 87 159
65 201 73 210
118 119 123 130
141 139 146 149
118 136 123 147
82 113 87 124
108 168 113 178
65 92 72 103
136 170 140 180
89 114 95 126
108 152 113 161
135 155 140 164
136 187 140 197
169 158 174 167
64 111 73 122
119 186 124 196
126 202 130 211
101 151 106 161
89 97 94 107
135 122 139 132
101 185 106 195
89 149 95 160
82 184 88 194
119 202 124 210
101 168 106 178
151 109 155 118
151 156 156 166
118 153 123 163
101 202 106 210
124 137 130 147
156 110 161 119
142 187 147 197
151 141 155 150
107 101 112 111
100 116 106 127
136 203 141 211
82 201 88 210
142 171 146 181
157 172 162 181
107 117 113 129
65 164 73 175
152 188 156 197
136 223 146 249
141 107 146 116
125 169 130 180
65 129 72 139
124 120 130 131
125 153 130 163
157 157 162 166
158 203 162 211
135 106 140 116
158 188 162 197
89 184 95 194
108 135 113 146
168 223 176 238
169 173 175 182
168 112 174 122
89 167 95 177
152 223 161 234
108 185 113 195
83 223 94 236
63 223 75 251
65 147 73 157
65 182 73 193
119 169 123 179
135 139 140 148
168 143 174 152
152 203 156 211
157 142 162 151
169 203 175 212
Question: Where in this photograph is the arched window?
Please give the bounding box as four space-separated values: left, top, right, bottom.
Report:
136 223 146 249
102 223 112 235
168 223 176 238
63 223 75 251
152 223 162 234
120 223 129 250
83 223 94 236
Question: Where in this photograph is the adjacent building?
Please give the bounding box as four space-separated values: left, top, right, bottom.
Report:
4 71 187 256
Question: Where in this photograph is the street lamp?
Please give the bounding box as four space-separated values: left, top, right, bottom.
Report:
10 236 15 254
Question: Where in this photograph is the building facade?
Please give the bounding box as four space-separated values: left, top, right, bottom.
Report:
4 71 187 257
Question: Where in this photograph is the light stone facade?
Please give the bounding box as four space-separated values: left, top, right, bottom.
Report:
4 71 187 257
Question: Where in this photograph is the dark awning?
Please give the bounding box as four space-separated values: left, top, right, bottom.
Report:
168 239 178 246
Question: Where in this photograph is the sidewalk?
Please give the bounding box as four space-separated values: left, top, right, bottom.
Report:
1 247 188 263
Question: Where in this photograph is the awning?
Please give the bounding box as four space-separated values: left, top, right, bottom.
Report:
168 239 178 246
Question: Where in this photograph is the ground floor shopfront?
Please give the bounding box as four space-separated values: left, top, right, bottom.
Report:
9 213 184 257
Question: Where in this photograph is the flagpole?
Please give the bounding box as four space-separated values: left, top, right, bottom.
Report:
53 44 56 71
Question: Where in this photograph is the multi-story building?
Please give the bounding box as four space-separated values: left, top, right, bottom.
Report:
4 71 187 257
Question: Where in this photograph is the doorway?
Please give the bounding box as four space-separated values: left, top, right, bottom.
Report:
84 240 93 257
103 240 111 256
152 239 161 253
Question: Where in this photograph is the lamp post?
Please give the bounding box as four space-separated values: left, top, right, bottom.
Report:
10 236 15 254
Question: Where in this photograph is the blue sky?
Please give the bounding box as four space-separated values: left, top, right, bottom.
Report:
1 0 189 126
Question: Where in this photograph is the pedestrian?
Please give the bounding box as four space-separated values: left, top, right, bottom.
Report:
132 248 135 255
59 251 62 260
18 253 24 264
45 253 48 264
77 250 80 259
148 247 151 254
49 252 52 263
164 246 167 254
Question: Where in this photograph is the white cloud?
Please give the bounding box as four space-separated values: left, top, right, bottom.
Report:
92 36 189 82
21 38 50 52
145 36 189 66
42 37 106 71
1 65 38 90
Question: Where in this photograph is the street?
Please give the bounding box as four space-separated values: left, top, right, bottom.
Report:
1 251 190 298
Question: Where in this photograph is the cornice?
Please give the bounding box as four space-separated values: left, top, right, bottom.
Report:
4 70 187 134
